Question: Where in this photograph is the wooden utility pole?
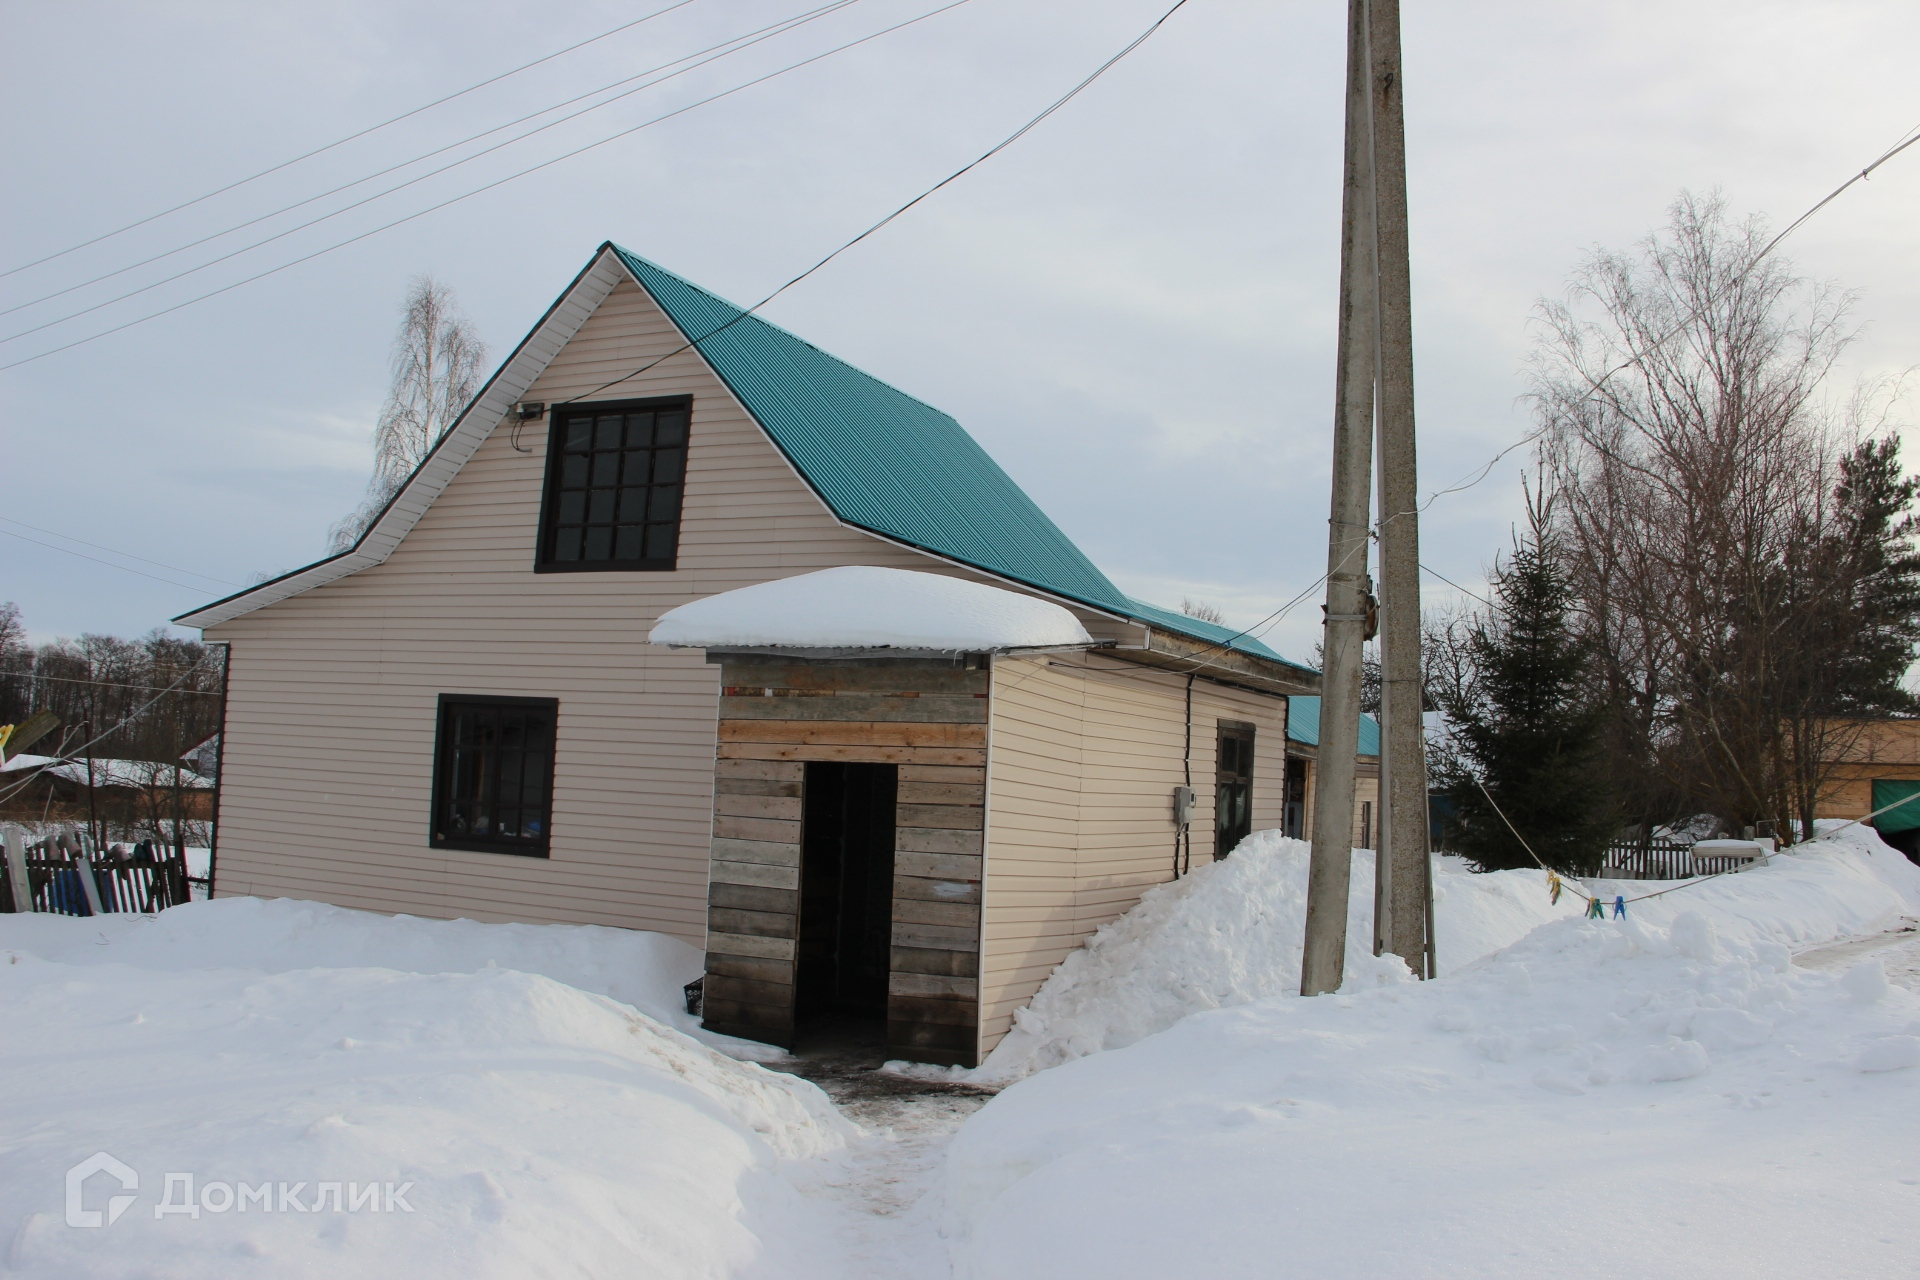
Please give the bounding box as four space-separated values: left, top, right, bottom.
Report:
1301 0 1378 997
1365 0 1432 976
1304 0 1433 990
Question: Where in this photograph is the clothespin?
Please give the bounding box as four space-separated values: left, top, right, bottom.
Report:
1548 871 1562 905
1613 895 1626 920
1585 897 1605 920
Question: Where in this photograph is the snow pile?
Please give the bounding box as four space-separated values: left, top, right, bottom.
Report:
0 899 851 1278
943 830 1920 1279
649 565 1092 651
972 832 1583 1083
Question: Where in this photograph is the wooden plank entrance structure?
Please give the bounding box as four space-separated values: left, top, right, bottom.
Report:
699 653 990 1065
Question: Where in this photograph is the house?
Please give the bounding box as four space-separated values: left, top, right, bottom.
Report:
175 243 1317 1066
0 753 214 827
1281 695 1381 848
1813 718 1920 861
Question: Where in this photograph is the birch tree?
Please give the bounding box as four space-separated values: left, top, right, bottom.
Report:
329 276 488 551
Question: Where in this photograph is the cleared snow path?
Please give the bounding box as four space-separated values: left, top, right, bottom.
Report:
1795 917 1920 989
743 1037 988 1280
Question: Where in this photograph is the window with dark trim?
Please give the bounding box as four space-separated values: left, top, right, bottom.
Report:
536 396 689 571
1215 721 1255 859
430 695 557 856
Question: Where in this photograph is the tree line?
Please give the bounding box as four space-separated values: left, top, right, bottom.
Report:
1427 194 1920 873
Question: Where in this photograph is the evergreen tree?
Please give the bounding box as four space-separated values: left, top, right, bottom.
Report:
1830 434 1920 714
1437 525 1615 874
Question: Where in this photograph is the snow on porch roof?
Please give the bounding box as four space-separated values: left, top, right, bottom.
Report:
649 567 1094 653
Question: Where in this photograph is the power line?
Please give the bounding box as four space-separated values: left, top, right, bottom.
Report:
0 0 707 282
562 0 1197 408
0 516 239 588
0 0 860 324
4 671 224 697
0 0 972 372
0 0 864 343
0 528 227 593
1419 562 1491 608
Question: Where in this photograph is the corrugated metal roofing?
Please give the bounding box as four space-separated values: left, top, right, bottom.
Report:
1285 696 1381 757
614 246 1308 671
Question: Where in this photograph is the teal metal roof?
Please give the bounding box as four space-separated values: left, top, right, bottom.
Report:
1286 696 1380 756
613 246 1310 673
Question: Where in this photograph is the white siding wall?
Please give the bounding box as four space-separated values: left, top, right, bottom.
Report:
980 653 1288 1055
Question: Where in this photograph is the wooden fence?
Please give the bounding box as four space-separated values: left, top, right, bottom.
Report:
1 830 190 915
1599 840 1756 881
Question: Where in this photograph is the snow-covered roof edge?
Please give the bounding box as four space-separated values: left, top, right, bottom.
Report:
173 247 632 630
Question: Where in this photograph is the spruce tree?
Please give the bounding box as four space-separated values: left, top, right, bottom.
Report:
1437 527 1614 874
1831 435 1920 714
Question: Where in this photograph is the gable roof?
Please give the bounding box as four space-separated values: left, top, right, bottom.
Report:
177 243 1312 677
1285 696 1381 757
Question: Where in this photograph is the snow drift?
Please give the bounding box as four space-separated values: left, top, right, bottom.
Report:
0 899 851 1279
972 832 1584 1083
943 827 1920 1279
648 565 1092 651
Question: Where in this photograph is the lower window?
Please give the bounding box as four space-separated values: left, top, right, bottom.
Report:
1215 721 1255 859
430 695 557 856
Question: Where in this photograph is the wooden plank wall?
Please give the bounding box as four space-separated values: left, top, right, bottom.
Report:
699 656 990 1065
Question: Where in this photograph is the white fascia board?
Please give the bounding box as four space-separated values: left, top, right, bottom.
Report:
173 246 631 631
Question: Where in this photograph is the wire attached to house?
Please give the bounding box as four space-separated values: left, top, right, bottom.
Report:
553 0 1195 408
0 0 709 282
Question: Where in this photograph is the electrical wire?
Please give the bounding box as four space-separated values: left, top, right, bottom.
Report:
0 0 707 282
0 0 969 372
3 671 224 698
0 0 860 323
0 528 228 593
0 516 239 588
0 0 864 342
0 652 217 805
555 0 1197 405
1419 561 1491 608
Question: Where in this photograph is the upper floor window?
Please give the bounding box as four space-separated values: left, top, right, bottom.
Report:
537 396 689 571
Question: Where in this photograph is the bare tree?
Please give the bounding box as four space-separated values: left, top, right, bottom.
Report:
329 276 488 551
1533 193 1914 841
1179 598 1226 625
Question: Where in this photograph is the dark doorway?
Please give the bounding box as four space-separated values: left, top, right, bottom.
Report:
1216 722 1255 859
796 762 898 1043
1284 756 1308 839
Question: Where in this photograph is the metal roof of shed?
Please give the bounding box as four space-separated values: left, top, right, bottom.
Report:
1285 696 1381 757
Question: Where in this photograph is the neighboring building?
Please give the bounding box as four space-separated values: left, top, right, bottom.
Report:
1815 719 1920 860
1280 695 1382 849
176 244 1317 1066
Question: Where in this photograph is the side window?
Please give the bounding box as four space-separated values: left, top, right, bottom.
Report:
430 695 557 856
1215 722 1255 859
537 396 689 571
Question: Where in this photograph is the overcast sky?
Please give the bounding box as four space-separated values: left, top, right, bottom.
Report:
3 0 1916 663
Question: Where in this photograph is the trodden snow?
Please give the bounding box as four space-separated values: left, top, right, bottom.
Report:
647 565 1093 652
3 824 1916 1278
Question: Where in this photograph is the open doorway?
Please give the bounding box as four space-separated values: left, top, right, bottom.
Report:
795 762 897 1048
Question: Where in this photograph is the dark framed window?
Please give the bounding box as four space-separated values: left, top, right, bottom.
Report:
1215 721 1255 859
430 695 557 856
536 396 689 571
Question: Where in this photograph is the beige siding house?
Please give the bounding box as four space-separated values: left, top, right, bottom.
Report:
179 244 1316 1066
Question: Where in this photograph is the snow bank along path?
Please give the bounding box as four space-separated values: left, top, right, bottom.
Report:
972 832 1588 1082
943 828 1920 1279
0 899 854 1279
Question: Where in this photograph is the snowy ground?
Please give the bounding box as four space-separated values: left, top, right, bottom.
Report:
4 826 1917 1278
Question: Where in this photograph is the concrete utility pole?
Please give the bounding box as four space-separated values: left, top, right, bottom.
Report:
1303 0 1433 992
1300 0 1378 997
1365 0 1434 976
